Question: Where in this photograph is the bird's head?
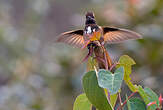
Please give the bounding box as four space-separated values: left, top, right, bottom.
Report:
85 12 96 25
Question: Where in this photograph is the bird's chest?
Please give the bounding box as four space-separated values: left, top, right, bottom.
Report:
84 26 102 41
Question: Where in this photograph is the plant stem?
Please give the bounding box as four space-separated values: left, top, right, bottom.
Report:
109 62 119 71
118 92 123 110
117 91 137 110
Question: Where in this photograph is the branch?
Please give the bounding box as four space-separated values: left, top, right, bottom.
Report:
117 91 138 110
118 92 123 110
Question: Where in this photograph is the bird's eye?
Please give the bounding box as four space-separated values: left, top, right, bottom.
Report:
93 29 96 32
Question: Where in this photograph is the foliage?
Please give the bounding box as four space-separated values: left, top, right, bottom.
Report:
127 97 146 110
73 55 162 110
73 93 91 110
82 71 113 110
138 86 160 110
97 67 124 95
117 55 138 92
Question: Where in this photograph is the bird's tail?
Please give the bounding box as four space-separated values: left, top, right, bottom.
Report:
94 46 112 70
104 48 112 68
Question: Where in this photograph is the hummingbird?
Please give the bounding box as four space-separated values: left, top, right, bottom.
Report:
56 12 142 69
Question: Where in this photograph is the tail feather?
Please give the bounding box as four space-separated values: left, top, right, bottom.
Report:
94 46 112 70
104 48 112 68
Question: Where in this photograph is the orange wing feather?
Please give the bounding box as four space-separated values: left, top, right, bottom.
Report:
56 30 84 48
102 27 142 44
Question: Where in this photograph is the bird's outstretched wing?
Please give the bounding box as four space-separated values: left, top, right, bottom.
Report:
102 27 142 44
56 30 84 48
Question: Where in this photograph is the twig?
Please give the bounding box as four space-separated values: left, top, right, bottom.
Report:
117 91 138 110
109 62 119 71
118 92 123 110
107 90 110 101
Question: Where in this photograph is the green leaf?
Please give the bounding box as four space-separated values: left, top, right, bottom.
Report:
127 97 147 110
73 93 91 110
138 86 151 103
117 55 138 92
118 55 135 81
104 89 118 108
87 57 98 72
144 87 159 108
97 67 124 94
82 71 113 110
110 93 118 108
138 86 158 110
119 55 136 66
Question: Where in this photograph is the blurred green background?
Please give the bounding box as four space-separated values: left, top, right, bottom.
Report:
0 0 162 110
